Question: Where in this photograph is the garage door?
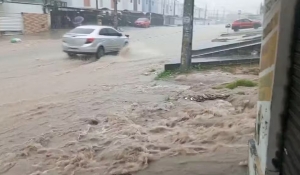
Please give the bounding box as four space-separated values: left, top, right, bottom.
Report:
0 12 23 32
281 2 300 175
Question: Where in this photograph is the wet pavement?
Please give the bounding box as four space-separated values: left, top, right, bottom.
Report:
0 25 254 175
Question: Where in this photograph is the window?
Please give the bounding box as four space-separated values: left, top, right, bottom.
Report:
84 0 91 7
130 0 132 3
146 0 148 4
69 28 95 34
137 18 148 21
152 1 154 5
99 28 109 35
106 28 120 35
239 19 251 22
138 0 140 4
100 28 120 36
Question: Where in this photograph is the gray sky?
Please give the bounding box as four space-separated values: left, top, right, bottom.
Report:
179 0 263 14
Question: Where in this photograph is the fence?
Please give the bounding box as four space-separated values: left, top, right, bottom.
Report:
0 12 23 33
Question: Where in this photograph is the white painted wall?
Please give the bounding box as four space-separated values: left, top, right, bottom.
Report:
101 0 111 9
0 2 44 14
124 0 133 11
137 0 142 12
157 0 163 14
175 2 183 16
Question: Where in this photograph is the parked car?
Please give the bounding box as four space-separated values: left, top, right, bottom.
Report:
134 18 151 28
231 18 262 32
62 25 129 59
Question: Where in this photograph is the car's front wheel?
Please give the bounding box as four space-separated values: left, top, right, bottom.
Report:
233 27 239 32
96 46 105 59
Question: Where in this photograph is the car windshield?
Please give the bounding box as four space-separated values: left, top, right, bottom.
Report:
137 18 147 21
69 28 95 34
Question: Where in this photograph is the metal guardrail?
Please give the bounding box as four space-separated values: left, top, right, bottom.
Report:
164 57 260 71
191 37 262 58
164 36 262 71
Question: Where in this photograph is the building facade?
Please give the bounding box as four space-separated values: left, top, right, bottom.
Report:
142 0 158 13
61 0 200 18
64 0 142 11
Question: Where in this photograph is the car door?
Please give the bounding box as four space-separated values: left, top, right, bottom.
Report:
243 19 253 28
146 19 150 27
239 19 247 28
233 19 242 28
106 28 123 50
99 28 113 52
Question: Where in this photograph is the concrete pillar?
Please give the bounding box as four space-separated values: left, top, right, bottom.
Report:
248 0 298 174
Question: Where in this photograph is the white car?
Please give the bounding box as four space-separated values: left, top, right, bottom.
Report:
62 25 129 59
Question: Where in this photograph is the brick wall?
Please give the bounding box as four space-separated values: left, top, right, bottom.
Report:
22 13 49 34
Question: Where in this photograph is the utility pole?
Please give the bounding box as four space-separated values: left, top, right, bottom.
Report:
203 4 207 25
162 0 165 15
149 0 152 21
180 0 194 71
96 0 98 9
216 10 219 20
222 8 225 22
173 0 176 16
162 0 166 24
113 0 118 29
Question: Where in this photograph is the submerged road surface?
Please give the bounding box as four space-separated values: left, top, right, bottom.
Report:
0 25 249 175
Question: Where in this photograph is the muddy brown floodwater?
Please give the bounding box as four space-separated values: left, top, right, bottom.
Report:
0 26 257 175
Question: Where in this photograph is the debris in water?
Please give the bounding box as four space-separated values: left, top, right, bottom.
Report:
239 160 248 166
186 93 230 102
10 38 22 43
87 119 99 125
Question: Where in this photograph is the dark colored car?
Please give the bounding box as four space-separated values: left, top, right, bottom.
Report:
134 18 151 28
231 18 262 32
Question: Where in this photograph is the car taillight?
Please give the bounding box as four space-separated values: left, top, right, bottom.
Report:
85 38 94 44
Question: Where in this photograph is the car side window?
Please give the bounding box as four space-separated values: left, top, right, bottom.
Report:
107 28 121 36
99 28 108 35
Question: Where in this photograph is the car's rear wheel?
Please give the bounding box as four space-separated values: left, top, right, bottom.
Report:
67 53 76 58
254 24 259 29
96 46 105 59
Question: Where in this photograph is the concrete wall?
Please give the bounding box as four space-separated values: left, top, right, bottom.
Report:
193 8 204 19
174 1 183 17
152 0 159 13
156 0 163 14
123 0 142 11
145 0 176 15
0 2 44 14
142 0 147 12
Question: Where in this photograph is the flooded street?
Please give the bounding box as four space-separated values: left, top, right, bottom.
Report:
0 25 256 175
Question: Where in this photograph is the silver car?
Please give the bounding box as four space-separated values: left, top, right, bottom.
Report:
62 25 129 59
